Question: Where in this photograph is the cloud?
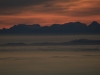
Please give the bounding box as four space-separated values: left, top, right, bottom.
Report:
0 0 100 28
51 56 68 58
0 0 100 16
0 0 52 8
0 57 41 60
0 0 79 15
67 0 100 16
83 55 100 56
0 0 56 15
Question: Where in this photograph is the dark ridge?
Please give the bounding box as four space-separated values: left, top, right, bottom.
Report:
0 21 100 35
2 43 27 46
0 39 100 46
69 39 100 45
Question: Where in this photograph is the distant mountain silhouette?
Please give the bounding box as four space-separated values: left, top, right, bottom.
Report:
0 21 100 34
1 39 100 46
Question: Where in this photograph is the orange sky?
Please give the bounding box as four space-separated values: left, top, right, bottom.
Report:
0 0 100 29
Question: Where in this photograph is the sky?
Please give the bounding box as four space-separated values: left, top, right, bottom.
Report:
0 0 100 29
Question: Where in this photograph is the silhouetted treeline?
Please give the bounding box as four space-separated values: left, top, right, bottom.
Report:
0 21 100 34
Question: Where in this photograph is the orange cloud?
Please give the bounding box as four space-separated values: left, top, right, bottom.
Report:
0 0 100 29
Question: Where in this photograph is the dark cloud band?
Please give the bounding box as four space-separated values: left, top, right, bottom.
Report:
0 0 52 8
0 0 100 16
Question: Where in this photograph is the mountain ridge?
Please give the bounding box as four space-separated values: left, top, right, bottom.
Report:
0 21 100 34
1 39 100 46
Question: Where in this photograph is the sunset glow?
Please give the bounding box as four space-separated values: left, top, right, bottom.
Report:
0 0 100 29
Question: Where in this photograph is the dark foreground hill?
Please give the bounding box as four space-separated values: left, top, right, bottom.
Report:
0 21 100 34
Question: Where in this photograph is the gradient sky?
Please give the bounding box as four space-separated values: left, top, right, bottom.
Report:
0 0 100 29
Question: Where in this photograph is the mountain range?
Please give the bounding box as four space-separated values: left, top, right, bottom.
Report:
0 21 100 34
1 39 100 46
